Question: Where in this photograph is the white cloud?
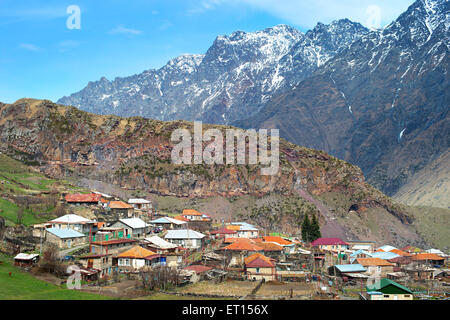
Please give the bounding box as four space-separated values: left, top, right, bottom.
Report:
109 25 143 35
58 40 81 52
19 43 41 51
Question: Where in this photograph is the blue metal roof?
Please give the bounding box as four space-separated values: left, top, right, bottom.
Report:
150 217 171 224
370 251 400 260
334 264 366 273
350 249 371 257
46 227 85 239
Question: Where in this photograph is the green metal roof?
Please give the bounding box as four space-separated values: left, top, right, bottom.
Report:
366 278 413 294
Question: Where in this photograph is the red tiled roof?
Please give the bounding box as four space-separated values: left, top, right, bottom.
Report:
65 193 101 203
245 253 275 268
310 238 349 246
388 256 412 265
183 265 213 274
210 227 237 235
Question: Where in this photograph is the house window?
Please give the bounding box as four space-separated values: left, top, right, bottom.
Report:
384 295 390 298
404 295 410 298
256 268 260 273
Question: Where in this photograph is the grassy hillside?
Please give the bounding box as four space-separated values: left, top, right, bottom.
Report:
0 254 111 300
393 150 449 209
0 154 85 226
405 206 450 252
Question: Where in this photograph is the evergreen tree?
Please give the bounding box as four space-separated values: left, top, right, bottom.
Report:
301 213 311 242
310 214 322 241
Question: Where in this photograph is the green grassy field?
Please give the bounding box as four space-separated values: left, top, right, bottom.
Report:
0 254 112 300
0 154 87 226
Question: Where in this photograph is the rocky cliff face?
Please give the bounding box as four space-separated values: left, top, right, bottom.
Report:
0 99 400 209
0 99 432 247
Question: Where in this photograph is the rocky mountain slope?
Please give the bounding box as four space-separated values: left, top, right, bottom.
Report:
1 98 443 248
236 0 449 197
57 20 369 125
393 150 449 208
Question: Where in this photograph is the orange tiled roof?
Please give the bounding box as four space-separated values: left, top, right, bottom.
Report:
390 248 412 257
173 215 189 222
182 209 203 216
117 246 157 259
65 193 101 203
107 201 133 209
262 236 293 246
222 238 263 251
374 249 385 252
258 242 284 251
411 253 444 261
245 253 275 268
356 258 395 267
225 225 241 231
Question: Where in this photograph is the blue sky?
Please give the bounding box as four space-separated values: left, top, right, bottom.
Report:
0 0 415 103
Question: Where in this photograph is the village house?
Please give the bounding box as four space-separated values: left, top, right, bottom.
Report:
209 227 238 239
77 252 116 278
141 235 180 254
181 209 204 221
366 278 413 300
244 253 277 281
355 258 395 277
14 253 40 268
347 240 376 253
178 210 212 232
128 198 152 211
47 214 96 235
141 236 183 267
150 216 187 230
411 253 445 267
328 264 368 283
310 237 350 252
65 193 101 206
45 227 87 249
228 222 259 238
105 201 135 218
255 241 284 261
109 217 150 239
164 229 206 249
220 238 264 267
182 265 214 283
210 226 238 239
90 238 137 256
259 236 296 254
117 246 163 272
